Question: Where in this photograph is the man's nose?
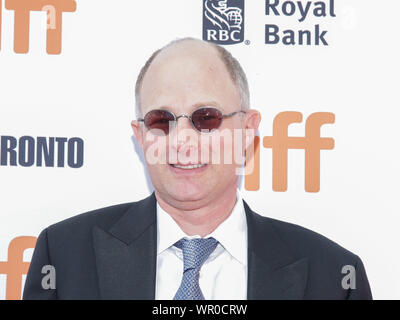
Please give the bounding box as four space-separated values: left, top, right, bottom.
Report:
169 116 197 151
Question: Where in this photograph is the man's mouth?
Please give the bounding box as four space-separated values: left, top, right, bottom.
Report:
169 163 207 170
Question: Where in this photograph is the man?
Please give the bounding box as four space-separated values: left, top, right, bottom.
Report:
23 38 372 300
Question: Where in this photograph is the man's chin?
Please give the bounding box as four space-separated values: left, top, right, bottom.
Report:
164 184 211 203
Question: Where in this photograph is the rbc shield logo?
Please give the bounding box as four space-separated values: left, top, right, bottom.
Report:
203 0 245 45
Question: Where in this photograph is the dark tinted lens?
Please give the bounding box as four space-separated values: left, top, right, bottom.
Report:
191 107 223 131
144 110 175 135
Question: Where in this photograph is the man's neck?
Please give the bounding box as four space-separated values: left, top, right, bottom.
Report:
155 186 238 237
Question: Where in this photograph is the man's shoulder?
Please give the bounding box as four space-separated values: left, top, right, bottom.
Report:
48 202 130 231
251 210 359 263
248 209 372 299
45 196 150 242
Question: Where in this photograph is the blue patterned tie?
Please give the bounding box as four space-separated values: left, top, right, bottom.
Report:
173 237 219 300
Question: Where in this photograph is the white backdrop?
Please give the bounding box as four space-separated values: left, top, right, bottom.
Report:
0 0 399 299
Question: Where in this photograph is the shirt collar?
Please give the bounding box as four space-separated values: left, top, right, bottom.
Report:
156 189 248 266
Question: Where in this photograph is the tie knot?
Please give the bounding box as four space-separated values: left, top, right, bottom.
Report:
174 237 218 272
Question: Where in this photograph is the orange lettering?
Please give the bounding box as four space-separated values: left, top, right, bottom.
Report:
245 135 260 191
263 111 334 192
0 236 37 300
5 0 76 54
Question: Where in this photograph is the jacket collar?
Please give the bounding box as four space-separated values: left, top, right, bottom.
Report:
244 200 308 299
92 192 157 299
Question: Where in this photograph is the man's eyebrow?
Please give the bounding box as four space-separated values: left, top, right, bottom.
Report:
192 101 221 109
149 101 222 112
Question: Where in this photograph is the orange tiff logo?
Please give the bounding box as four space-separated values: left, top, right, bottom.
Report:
0 236 37 300
245 111 335 192
0 0 76 54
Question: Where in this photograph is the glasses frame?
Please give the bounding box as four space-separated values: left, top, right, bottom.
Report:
137 106 247 134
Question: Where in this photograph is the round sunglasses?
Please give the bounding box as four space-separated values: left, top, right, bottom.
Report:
137 107 246 135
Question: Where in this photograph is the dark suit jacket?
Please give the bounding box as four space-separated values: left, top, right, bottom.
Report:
23 192 372 299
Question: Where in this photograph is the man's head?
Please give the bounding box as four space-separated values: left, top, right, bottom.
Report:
131 38 260 210
134 37 250 119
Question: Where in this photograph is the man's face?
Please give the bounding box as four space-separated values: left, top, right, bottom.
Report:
132 41 259 208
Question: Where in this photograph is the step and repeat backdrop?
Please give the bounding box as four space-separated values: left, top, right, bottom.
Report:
0 0 399 299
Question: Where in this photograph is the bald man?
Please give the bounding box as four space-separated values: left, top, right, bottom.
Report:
23 38 372 300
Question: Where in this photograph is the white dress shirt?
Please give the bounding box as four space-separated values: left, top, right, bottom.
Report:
155 189 248 300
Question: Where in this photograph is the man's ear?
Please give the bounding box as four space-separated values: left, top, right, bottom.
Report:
244 109 261 149
131 120 144 149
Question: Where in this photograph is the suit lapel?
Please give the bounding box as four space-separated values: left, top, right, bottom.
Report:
92 192 157 300
244 200 308 300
